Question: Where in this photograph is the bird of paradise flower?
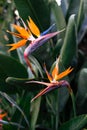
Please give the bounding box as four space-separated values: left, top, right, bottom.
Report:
0 113 7 120
7 17 65 75
0 112 7 128
27 58 73 102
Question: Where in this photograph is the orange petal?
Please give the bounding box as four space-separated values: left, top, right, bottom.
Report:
28 17 40 37
0 113 7 120
7 39 27 52
55 67 73 81
7 30 24 38
12 24 30 39
52 62 59 80
44 64 53 82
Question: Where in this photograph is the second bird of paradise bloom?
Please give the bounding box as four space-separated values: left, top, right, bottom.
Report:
27 58 73 102
6 16 65 75
0 112 7 127
0 113 7 120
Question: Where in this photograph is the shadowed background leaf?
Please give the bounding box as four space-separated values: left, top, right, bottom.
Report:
59 114 87 130
14 0 50 31
0 53 28 93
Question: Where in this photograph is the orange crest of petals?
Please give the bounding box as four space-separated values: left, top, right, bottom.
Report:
55 67 73 81
51 57 73 81
45 58 73 82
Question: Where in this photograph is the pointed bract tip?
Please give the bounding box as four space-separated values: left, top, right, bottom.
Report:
58 28 65 33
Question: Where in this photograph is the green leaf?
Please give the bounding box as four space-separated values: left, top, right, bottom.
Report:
60 14 77 68
66 0 80 22
14 0 50 31
51 0 66 30
0 53 28 77
59 114 87 130
0 53 28 93
77 68 87 98
30 97 41 130
6 77 46 93
84 0 87 15
50 0 66 40
77 0 84 30
76 68 87 113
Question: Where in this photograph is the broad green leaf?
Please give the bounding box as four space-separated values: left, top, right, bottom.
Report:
60 14 77 68
76 68 87 114
59 114 87 130
14 0 50 31
0 53 28 77
0 53 28 93
77 68 87 98
6 77 45 92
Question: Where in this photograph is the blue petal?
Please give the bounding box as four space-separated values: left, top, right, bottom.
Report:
41 24 55 36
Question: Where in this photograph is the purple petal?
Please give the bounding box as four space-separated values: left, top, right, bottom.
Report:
24 30 64 56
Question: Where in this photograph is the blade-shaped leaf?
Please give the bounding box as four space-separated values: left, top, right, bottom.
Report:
30 97 41 130
6 77 45 92
59 114 87 130
50 0 66 40
76 68 87 114
77 0 84 30
60 14 77 68
66 0 80 22
84 0 87 15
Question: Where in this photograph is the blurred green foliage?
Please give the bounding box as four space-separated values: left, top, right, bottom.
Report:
0 0 87 130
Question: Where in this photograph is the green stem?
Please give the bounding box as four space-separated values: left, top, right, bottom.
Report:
70 89 76 117
55 90 59 130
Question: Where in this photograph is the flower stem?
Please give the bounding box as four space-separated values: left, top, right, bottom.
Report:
68 85 76 117
55 90 59 130
70 90 76 117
